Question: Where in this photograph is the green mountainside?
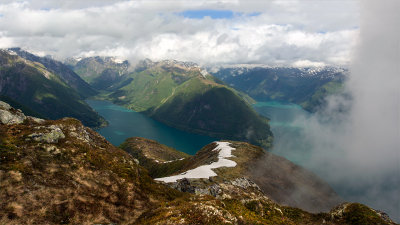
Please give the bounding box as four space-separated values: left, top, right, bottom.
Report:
300 80 344 112
9 48 97 98
211 66 346 112
1 101 396 225
98 60 273 148
0 50 106 128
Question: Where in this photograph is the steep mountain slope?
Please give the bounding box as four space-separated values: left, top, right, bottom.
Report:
0 49 105 128
121 137 191 178
0 95 44 118
1 101 396 225
9 48 97 98
66 56 130 90
210 65 346 112
105 60 273 148
121 138 342 213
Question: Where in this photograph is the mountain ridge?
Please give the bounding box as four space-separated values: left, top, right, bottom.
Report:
209 64 347 112
1 100 396 224
8 48 97 98
0 49 106 128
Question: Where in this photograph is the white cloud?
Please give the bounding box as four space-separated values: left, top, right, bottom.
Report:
0 0 359 65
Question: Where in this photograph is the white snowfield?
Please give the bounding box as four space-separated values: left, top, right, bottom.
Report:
155 141 237 183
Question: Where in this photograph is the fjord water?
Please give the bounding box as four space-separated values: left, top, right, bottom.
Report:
253 101 312 164
86 100 216 155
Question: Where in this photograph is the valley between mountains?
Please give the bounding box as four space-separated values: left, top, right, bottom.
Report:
0 48 397 224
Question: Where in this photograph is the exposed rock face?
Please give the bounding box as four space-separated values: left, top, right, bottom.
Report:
168 177 263 198
28 125 65 143
0 101 26 125
0 109 26 125
0 101 11 110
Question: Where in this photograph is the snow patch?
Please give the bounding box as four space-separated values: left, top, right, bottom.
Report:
200 69 209 78
111 57 125 64
155 142 237 183
162 158 185 164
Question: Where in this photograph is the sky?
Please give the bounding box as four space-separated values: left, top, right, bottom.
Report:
0 0 359 66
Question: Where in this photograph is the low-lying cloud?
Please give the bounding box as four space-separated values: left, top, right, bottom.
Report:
272 0 399 221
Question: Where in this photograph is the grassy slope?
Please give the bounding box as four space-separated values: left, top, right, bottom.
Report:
152 78 272 147
0 116 184 224
0 50 106 128
300 80 344 112
120 137 191 178
9 48 97 98
211 67 345 112
106 66 272 148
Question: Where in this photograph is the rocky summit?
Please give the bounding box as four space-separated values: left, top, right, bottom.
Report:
0 100 397 225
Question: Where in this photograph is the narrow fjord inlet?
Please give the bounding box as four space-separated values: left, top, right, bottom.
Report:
87 99 216 155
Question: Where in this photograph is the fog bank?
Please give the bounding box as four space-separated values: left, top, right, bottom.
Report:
271 0 399 221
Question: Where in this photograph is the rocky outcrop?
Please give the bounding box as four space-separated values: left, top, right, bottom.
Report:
0 101 26 125
27 125 65 143
0 101 184 225
1 100 397 225
168 177 263 197
0 101 45 125
0 109 26 125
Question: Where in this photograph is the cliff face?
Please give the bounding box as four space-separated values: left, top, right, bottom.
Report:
0 101 397 225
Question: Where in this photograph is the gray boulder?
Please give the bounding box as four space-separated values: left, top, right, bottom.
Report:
28 125 65 143
0 101 12 110
0 109 26 125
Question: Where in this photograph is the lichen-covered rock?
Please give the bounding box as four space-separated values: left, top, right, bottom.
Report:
27 116 45 124
168 178 196 193
0 101 12 110
0 101 28 125
230 177 262 191
28 125 65 143
0 109 26 125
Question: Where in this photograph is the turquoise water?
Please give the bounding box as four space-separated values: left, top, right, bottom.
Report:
254 101 400 222
86 100 216 155
253 101 312 165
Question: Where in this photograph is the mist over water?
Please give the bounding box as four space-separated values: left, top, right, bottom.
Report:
261 0 400 221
